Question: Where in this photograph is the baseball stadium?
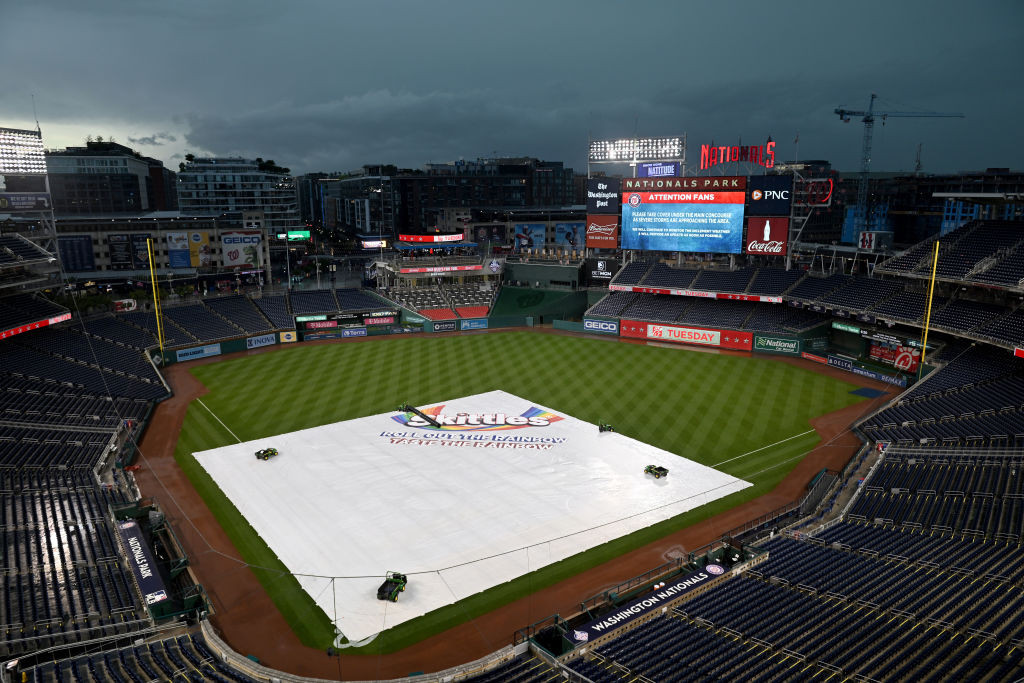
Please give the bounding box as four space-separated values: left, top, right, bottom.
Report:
1 127 1023 683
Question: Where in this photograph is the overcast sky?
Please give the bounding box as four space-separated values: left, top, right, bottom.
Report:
2 0 1021 176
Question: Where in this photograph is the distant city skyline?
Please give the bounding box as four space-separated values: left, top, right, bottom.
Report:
2 0 1021 176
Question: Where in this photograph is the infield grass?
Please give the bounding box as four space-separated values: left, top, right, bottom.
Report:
172 330 865 653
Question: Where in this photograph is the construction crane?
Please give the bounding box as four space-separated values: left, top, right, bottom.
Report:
836 93 964 231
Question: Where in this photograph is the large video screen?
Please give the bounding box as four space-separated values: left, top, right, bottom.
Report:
620 190 745 253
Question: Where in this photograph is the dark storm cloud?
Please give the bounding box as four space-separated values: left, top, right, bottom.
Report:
127 132 177 146
2 0 1022 174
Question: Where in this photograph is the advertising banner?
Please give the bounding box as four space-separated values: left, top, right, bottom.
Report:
745 217 789 256
554 222 585 249
176 344 222 362
306 320 338 329
116 520 169 606
585 258 615 284
222 230 263 268
586 177 620 214
432 320 458 332
620 319 752 350
362 315 395 325
0 312 71 340
512 223 546 252
0 192 51 210
472 225 508 244
621 190 745 253
399 264 483 274
869 343 920 372
1016 347 1024 359
747 175 793 216
279 331 297 343
583 318 619 335
131 233 151 269
568 565 726 643
342 327 367 337
246 333 276 350
801 351 828 364
108 234 132 270
58 235 95 272
114 299 137 313
585 215 619 249
361 239 388 249
167 232 190 268
753 335 801 355
398 233 464 243
610 283 779 303
189 231 212 267
637 162 680 178
460 318 488 330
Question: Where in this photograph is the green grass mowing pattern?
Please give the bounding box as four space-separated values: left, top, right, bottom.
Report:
172 331 866 653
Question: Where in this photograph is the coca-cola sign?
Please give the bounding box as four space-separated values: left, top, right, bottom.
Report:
745 217 789 256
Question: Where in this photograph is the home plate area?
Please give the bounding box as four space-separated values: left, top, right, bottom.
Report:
193 390 751 643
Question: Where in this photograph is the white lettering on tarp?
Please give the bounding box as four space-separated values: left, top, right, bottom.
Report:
127 535 153 578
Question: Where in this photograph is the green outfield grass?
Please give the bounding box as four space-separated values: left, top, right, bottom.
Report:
172 331 866 654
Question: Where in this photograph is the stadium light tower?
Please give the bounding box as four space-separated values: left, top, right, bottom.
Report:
588 135 686 178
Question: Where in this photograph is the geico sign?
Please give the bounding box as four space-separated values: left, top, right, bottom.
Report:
223 235 261 244
584 320 618 332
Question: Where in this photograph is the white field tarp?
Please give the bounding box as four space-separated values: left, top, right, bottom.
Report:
194 390 750 643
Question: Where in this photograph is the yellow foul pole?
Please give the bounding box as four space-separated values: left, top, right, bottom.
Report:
146 238 165 356
918 240 940 380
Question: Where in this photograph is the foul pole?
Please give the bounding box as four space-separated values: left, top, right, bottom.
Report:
918 240 940 380
146 238 165 356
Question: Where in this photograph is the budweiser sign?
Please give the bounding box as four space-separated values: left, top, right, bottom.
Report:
745 217 789 256
586 215 619 248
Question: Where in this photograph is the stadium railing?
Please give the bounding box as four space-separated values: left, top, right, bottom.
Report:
200 619 531 683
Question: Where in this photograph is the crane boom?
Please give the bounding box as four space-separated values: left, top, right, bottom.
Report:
836 93 964 235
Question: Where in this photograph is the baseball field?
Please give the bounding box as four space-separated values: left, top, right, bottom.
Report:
171 330 866 654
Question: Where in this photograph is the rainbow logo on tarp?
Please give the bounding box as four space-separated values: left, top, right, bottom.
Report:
393 405 563 431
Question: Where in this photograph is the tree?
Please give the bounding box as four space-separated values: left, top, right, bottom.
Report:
185 153 195 162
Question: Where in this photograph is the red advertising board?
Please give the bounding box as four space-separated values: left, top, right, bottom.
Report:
619 319 752 350
586 215 619 248
745 217 789 256
399 264 483 274
0 312 72 340
869 343 920 372
801 351 828 364
398 233 464 243
609 284 781 303
306 320 338 329
622 191 746 205
1016 348 1024 359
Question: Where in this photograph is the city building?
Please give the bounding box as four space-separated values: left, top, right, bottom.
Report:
176 157 301 236
319 157 577 237
6 140 178 214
